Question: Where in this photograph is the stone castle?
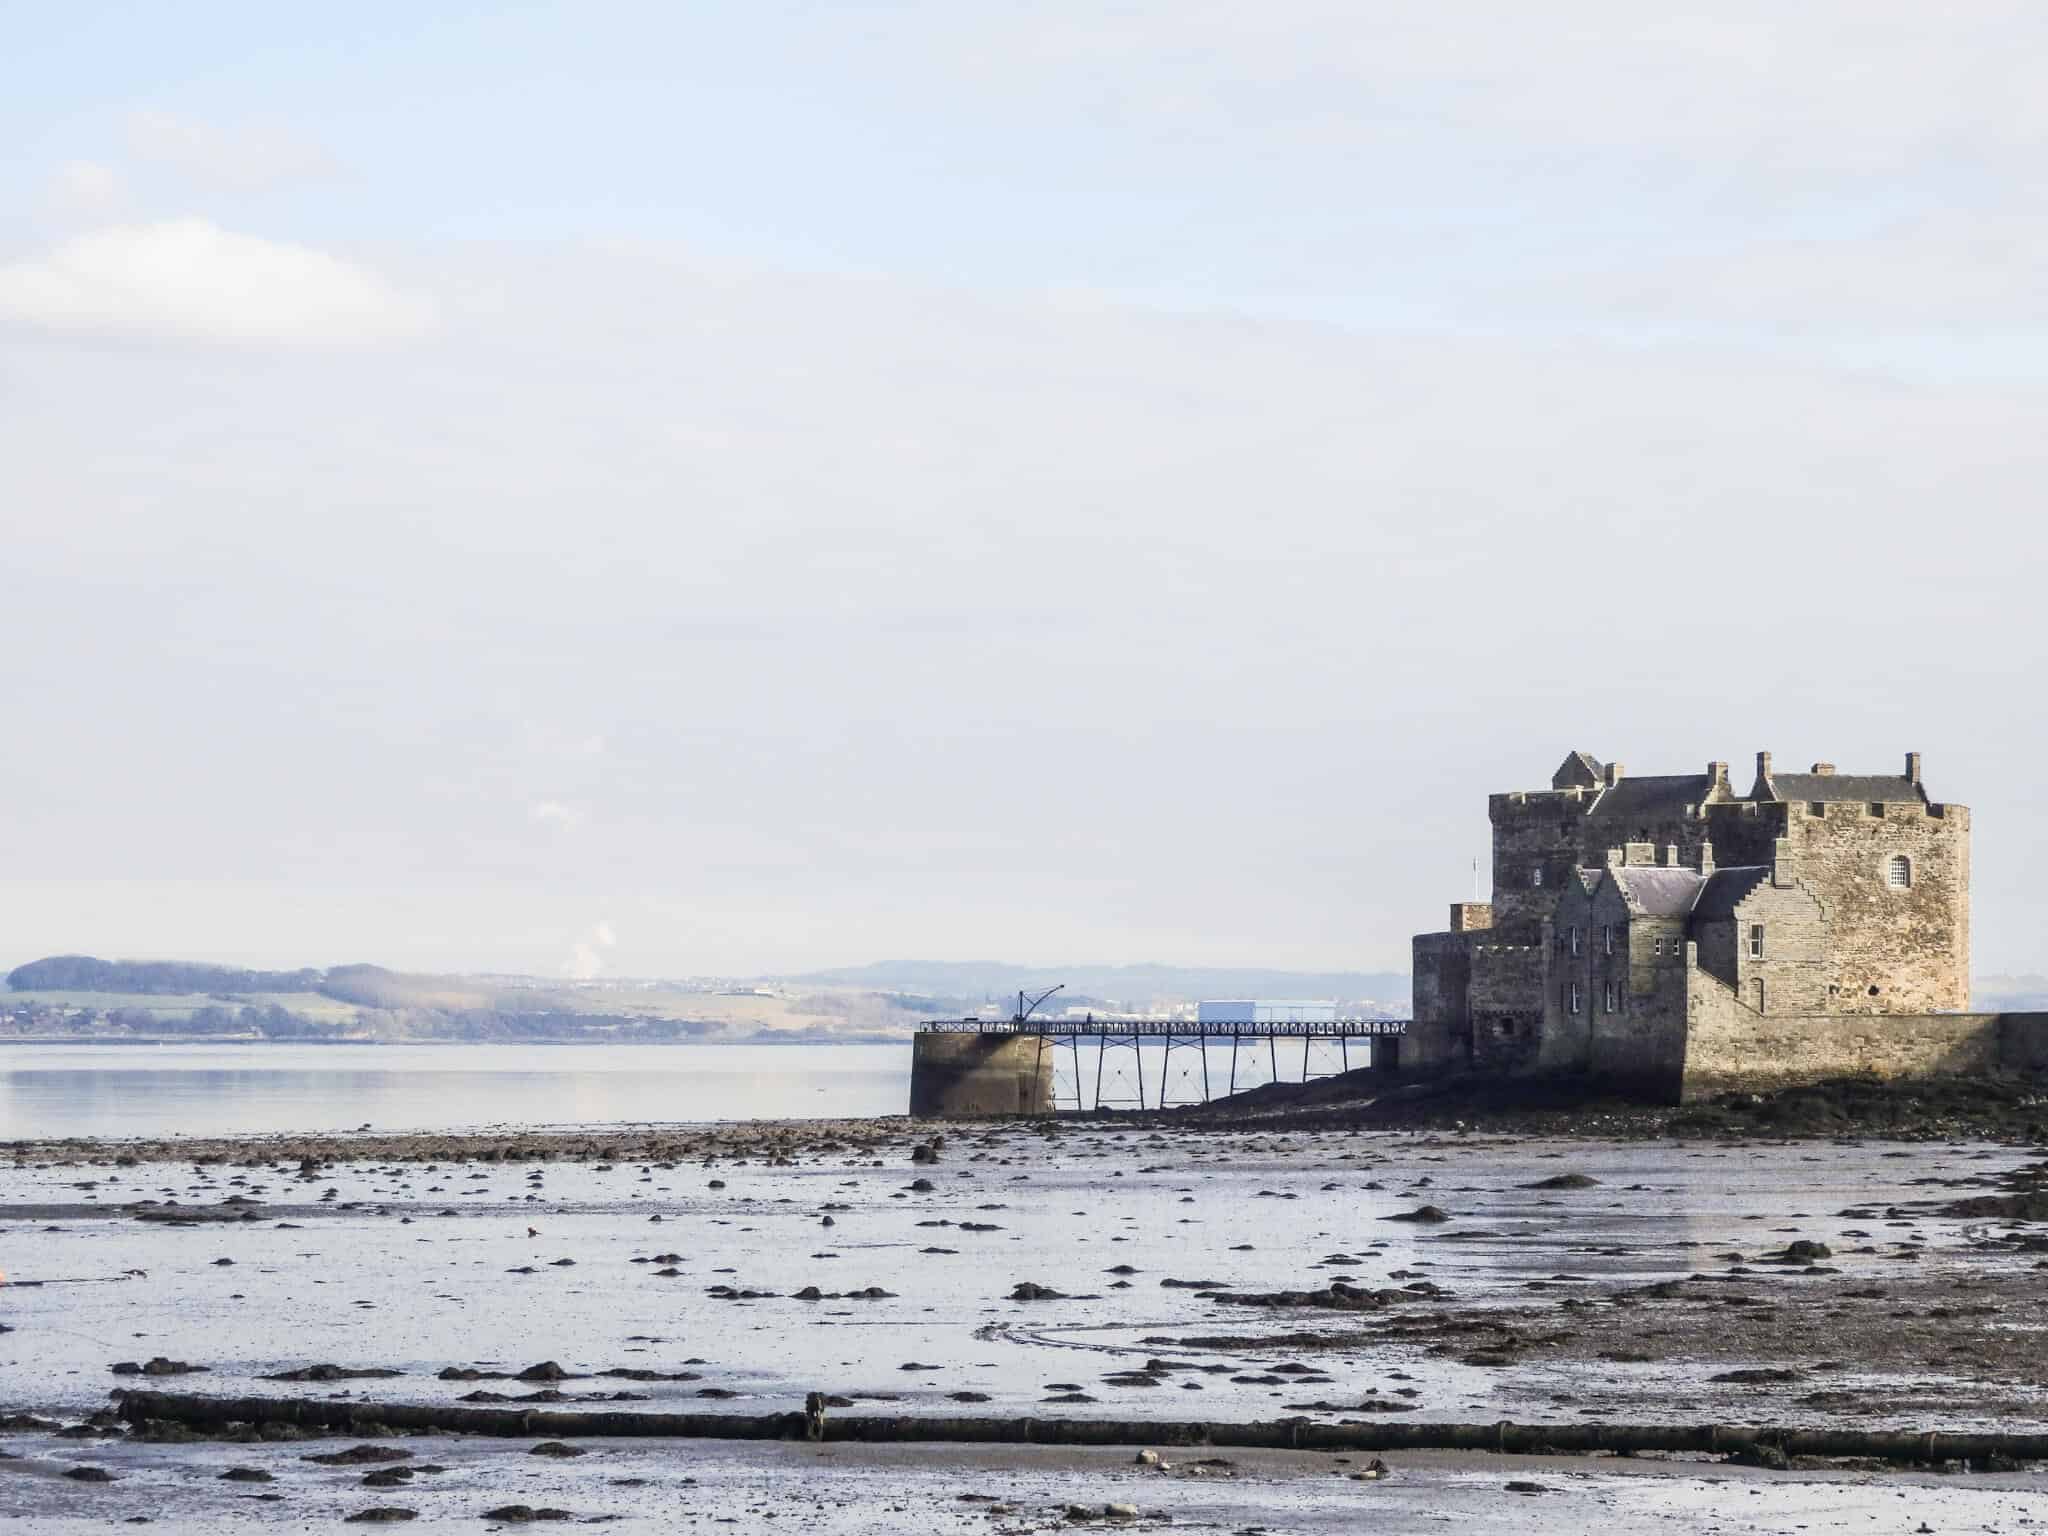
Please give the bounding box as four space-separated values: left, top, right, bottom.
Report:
1406 750 2041 1100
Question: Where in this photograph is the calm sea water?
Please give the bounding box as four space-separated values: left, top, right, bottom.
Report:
0 1041 913 1138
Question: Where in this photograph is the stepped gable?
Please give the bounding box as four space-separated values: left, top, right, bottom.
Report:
1685 866 1772 922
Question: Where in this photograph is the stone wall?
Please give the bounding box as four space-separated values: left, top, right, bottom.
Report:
1488 789 1592 939
1998 1012 2048 1070
1468 943 1545 1072
908 1033 1056 1117
1696 876 1829 1015
1780 800 1970 1013
1679 989 2001 1099
1409 930 1473 1070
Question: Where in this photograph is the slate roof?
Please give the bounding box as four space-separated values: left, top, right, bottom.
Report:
1554 750 1605 788
1689 866 1772 921
1585 774 1714 830
1763 773 1926 805
1610 867 1706 917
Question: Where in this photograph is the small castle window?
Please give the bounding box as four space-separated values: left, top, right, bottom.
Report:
1887 854 1912 890
1808 801 1825 817
1748 923 1764 959
1602 924 1614 955
1568 925 1580 957
1869 802 1886 818
1653 936 1663 956
1569 983 1582 1015
1531 866 1544 888
1603 980 1616 1013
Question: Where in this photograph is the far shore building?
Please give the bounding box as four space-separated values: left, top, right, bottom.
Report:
1411 750 1981 1100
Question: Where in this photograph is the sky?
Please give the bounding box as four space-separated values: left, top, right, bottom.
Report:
2 3 2044 982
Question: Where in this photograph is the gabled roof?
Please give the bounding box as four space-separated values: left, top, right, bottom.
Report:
1609 866 1706 917
1761 772 1926 805
1585 773 1714 831
1552 751 1605 791
1690 866 1772 921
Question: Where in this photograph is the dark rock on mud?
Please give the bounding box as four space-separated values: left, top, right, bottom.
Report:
265 1364 404 1382
306 1446 414 1466
220 1467 275 1482
1217 1280 1434 1312
111 1357 207 1377
1711 1368 1803 1384
529 1441 585 1457
483 1509 576 1524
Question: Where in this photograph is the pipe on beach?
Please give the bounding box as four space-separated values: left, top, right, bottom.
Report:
111 1390 2048 1465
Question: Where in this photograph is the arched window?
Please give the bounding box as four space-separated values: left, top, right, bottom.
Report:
1887 854 1912 890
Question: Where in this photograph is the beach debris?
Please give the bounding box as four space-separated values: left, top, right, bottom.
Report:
264 1364 404 1382
111 1358 207 1377
305 1446 414 1466
482 1508 575 1524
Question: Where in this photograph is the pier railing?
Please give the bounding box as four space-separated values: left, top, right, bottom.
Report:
917 1017 1409 1112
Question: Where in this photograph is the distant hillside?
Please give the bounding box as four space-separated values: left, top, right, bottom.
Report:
1977 975 2048 1011
0 955 928 1043
781 959 1410 1010
6 955 326 996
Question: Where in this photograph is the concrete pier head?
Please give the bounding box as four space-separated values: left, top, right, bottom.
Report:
908 1032 1056 1117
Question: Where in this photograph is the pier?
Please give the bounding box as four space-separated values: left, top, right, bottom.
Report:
909 1016 1410 1116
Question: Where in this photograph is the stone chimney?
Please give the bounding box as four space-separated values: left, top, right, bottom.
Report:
1772 835 1797 888
1624 842 1655 866
1906 751 1922 785
1756 749 1773 783
1707 760 1730 796
1663 845 1680 866
1605 847 1626 869
1604 762 1626 786
1810 762 1836 775
1696 840 1715 875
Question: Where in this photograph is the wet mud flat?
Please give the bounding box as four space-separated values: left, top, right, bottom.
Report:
2 1118 2044 1529
6 1435 2048 1533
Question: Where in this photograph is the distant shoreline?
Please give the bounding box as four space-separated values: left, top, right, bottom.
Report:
0 1033 912 1048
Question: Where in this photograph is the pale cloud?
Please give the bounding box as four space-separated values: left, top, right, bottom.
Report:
0 220 435 346
528 801 585 829
125 108 338 191
44 161 125 221
565 921 618 980
906 3 2048 177
1571 212 2048 330
3 243 2045 975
